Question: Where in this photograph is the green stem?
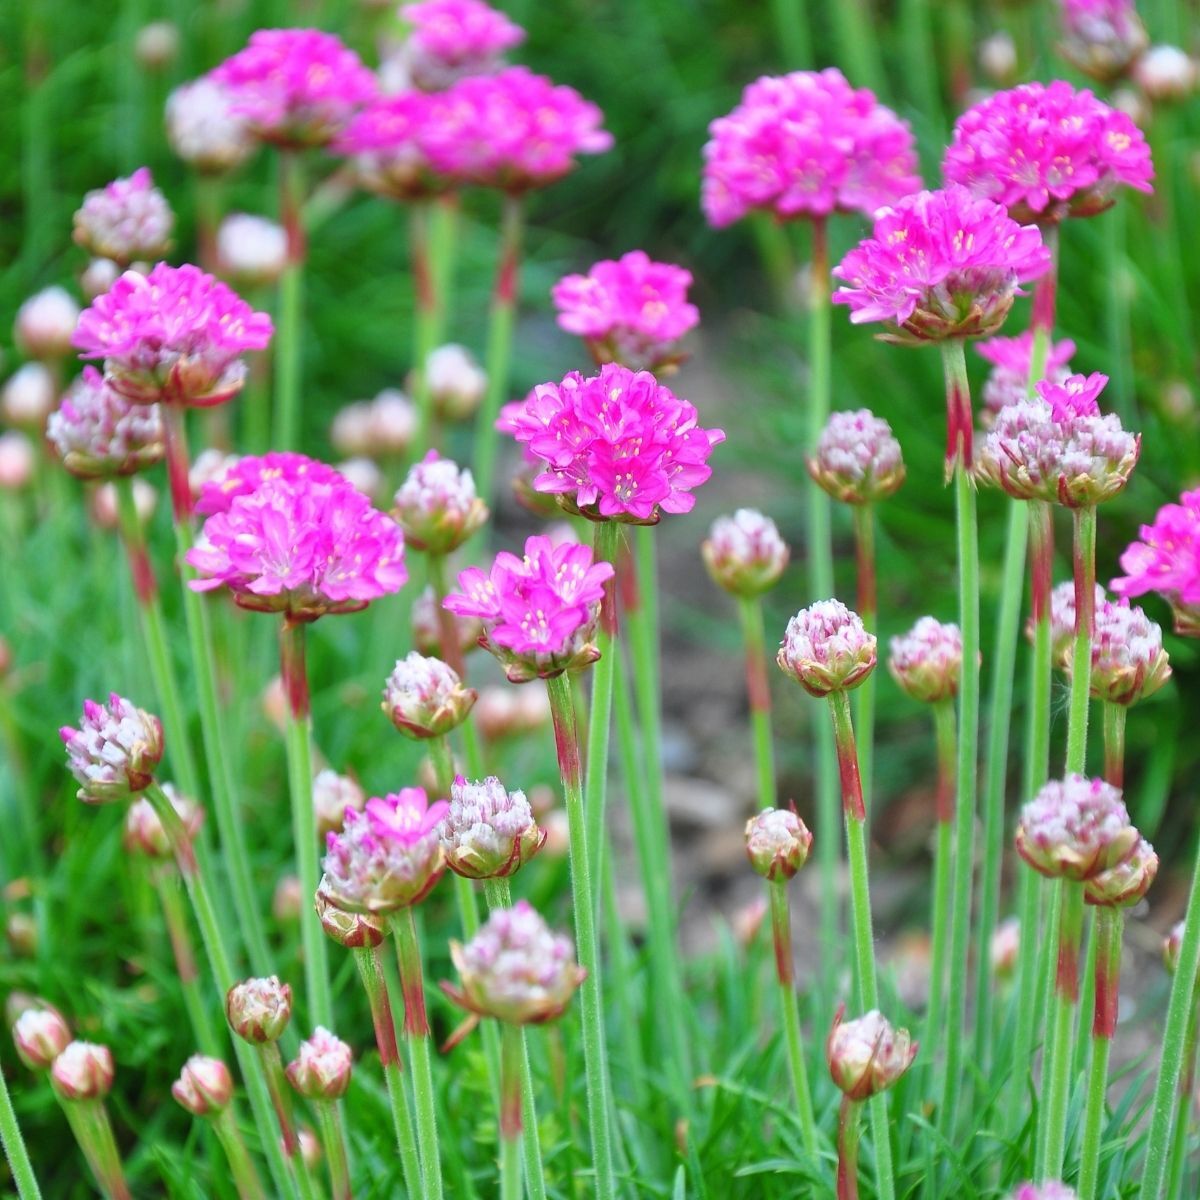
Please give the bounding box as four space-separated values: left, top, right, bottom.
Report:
852 504 877 813
837 1097 862 1200
279 620 331 1028
974 500 1029 1068
392 908 444 1200
584 521 620 889
1042 881 1085 1180
1165 991 1199 1200
828 0 884 91
499 1022 524 1200
0 1058 42 1199
410 202 440 455
737 595 776 810
471 194 523 509
1102 204 1134 425
768 0 811 63
898 0 943 140
314 1101 351 1200
72 1098 130 1200
275 149 306 452
211 1107 267 1200
544 672 616 1199
1066 507 1097 775
1078 906 1122 1200
1103 703 1126 790
153 870 221 1055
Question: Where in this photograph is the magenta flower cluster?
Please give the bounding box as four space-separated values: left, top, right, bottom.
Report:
1114 487 1200 634
403 0 525 87
194 451 345 515
701 68 920 228
551 250 699 371
444 534 614 681
943 82 1153 224
72 264 273 408
1059 0 1147 81
500 364 724 522
187 455 407 620
213 28 377 147
977 330 1077 419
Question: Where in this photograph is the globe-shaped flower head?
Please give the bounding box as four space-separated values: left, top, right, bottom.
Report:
392 450 488 553
1015 774 1138 880
702 509 790 598
226 976 292 1044
1079 598 1171 706
193 451 345 515
888 617 963 705
166 77 256 173
943 82 1153 224
382 651 477 739
401 0 525 90
745 808 813 881
977 331 1077 420
286 1028 352 1100
701 68 921 228
826 1008 917 1100
778 599 877 698
73 168 174 267
440 774 546 879
808 409 905 505
551 251 700 372
1009 1184 1078 1200
213 29 377 148
61 693 164 804
15 287 80 362
499 364 724 523
444 534 615 682
1059 0 1148 82
13 1006 72 1072
1113 487 1200 635
50 1042 114 1102
1084 835 1157 907
172 1056 234 1118
46 368 164 480
72 263 274 408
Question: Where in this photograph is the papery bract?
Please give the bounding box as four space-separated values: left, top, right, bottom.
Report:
745 808 812 881
826 1008 917 1100
392 450 488 553
778 599 877 697
888 617 963 704
382 652 477 740
702 508 790 598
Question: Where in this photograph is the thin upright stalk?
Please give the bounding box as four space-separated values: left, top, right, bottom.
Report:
737 595 776 809
313 1101 351 1200
584 521 620 887
1165 989 1200 1200
837 1097 862 1200
275 149 306 451
0 1058 42 1199
69 1099 130 1200
827 0 883 92
499 1023 524 1200
409 202 440 455
1066 508 1098 775
544 672 616 1199
1103 703 1126 789
852 504 877 810
393 907 444 1200
259 1042 299 1158
152 870 221 1055
768 0 810 63
279 620 331 1028
939 339 981 1140
471 194 524 509
211 1107 267 1200
1078 905 1122 1200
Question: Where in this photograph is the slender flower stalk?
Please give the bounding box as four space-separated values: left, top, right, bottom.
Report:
737 593 775 809
312 1101 351 1200
0 1060 43 1200
837 1096 862 1200
152 868 221 1055
54 1084 130 1200
210 1106 266 1200
499 1023 523 1200
851 504 877 805
1066 508 1098 775
1102 704 1126 788
409 201 458 454
1164 926 1200 1200
275 150 305 451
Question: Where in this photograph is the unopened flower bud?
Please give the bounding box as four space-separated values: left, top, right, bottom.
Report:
80 258 121 301
5 913 36 957
979 32 1018 84
314 887 386 949
166 79 255 174
745 808 812 881
1134 45 1197 102
808 409 905 505
443 900 585 1025
50 1041 114 1101
888 617 963 704
2 362 56 428
313 769 366 839
273 875 304 922
172 1055 233 1116
73 168 174 267
135 21 180 71
1082 599 1171 706
441 775 546 879
382 652 477 740
1038 580 1108 669
1015 775 1138 881
0 432 34 491
778 600 876 697
732 896 769 948
337 457 385 501
13 1006 71 1070
425 344 486 421
330 390 417 459
286 1028 352 1100
1164 920 1185 974
991 917 1020 981
412 585 483 659
392 451 488 554
826 1008 917 1100
226 976 293 1044
15 287 80 361
123 788 202 859
298 1128 322 1170
91 478 157 531
1085 835 1158 907
702 509 790 598
47 369 165 481
216 214 288 288
60 692 164 803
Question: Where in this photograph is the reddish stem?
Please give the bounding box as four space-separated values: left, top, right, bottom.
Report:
261 1042 299 1156
1029 502 1054 623
360 947 400 1068
550 682 582 792
162 406 194 524
494 197 521 305
119 527 157 606
1031 226 1060 334
830 690 866 822
745 640 771 715
617 537 639 617
1092 908 1121 1039
1055 884 1084 1003
836 1096 861 1200
402 972 429 1039
769 880 793 987
943 356 973 473
280 150 306 265
278 620 311 721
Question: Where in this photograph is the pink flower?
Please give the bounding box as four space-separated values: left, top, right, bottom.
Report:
60 693 164 804
1112 488 1200 635
46 368 164 480
832 185 1052 342
551 251 699 371
943 82 1153 224
977 330 1077 419
212 29 377 148
499 364 724 522
1036 371 1108 420
701 69 921 228
187 466 407 619
444 534 615 681
391 449 488 553
416 66 612 191
402 0 525 89
72 168 174 266
72 264 273 408
1015 774 1137 880
194 451 344 515
166 77 256 173
1059 0 1147 83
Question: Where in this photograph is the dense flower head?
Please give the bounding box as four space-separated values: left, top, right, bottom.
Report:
551 251 699 372
826 1008 917 1100
745 808 813 881
166 77 256 172
15 287 80 361
443 899 584 1024
72 263 273 408
216 214 288 287
943 82 1154 224
286 1027 352 1099
123 785 203 859
977 330 1077 419
1084 834 1157 906
1059 0 1148 82
226 976 292 1044
402 0 525 89
808 409 905 504
1134 46 1199 102
1041 580 1108 666
329 390 417 458
500 364 724 522
444 534 615 682
73 168 174 266
1079 598 1171 705
50 1042 114 1101
1009 1184 1078 1200
440 774 545 879
313 769 365 840
425 343 486 421
1015 774 1138 880
172 1056 233 1117
778 600 877 697
832 185 1051 342
13 1006 72 1071
702 508 790 598
194 451 343 515
888 617 964 704
46 368 164 480
320 789 448 913
60 693 163 804
392 450 488 553
187 463 407 620
212 29 376 147
382 651 477 739
700 68 920 227
1113 487 1200 635
2 363 57 428
977 375 1140 507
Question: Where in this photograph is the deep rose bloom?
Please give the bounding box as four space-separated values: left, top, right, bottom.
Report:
72 263 273 408
943 82 1153 224
194 451 345 515
701 68 921 228
187 467 407 620
416 66 612 191
444 534 615 681
832 186 1051 343
72 168 174 266
1059 0 1148 83
402 0 525 89
977 330 1077 419
46 367 164 480
166 77 256 173
1113 488 1200 635
60 693 164 804
551 251 699 371
1015 774 1138 880
499 364 724 523
212 29 377 148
